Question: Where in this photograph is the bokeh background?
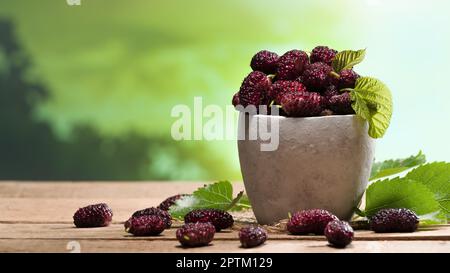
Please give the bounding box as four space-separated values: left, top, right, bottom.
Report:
0 0 449 181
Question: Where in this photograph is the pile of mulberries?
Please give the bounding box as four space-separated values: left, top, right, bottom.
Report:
287 208 354 248
184 209 234 231
232 46 359 117
71 200 420 249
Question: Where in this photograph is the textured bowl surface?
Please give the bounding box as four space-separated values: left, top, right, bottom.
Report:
238 114 375 224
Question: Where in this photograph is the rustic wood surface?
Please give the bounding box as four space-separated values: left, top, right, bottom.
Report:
0 181 449 253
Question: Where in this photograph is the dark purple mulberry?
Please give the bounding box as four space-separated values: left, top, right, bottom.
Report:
73 203 113 228
250 50 279 74
301 62 333 91
157 194 187 211
184 209 234 231
325 220 354 248
276 50 309 80
310 46 337 65
239 226 268 248
177 222 216 247
320 109 334 116
125 215 166 236
238 71 271 107
328 92 354 115
338 69 359 89
232 92 240 107
370 208 419 233
279 91 323 117
323 85 339 99
125 207 172 229
287 209 338 235
269 80 308 104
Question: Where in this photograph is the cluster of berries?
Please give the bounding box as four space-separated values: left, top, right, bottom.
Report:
178 209 267 248
287 208 419 248
287 209 354 248
72 195 268 249
73 199 418 250
232 46 357 117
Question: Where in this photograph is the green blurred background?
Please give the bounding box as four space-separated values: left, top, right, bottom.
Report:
0 0 449 181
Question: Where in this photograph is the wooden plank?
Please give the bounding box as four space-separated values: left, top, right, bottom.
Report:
0 182 244 198
0 198 165 223
1 223 449 241
0 238 448 253
1 182 449 253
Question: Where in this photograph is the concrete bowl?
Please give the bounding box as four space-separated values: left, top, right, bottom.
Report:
238 113 375 224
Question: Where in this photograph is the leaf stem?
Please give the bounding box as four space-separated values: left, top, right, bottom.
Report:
225 191 244 211
340 88 354 93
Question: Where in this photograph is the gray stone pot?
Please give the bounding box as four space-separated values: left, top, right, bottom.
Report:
238 113 375 224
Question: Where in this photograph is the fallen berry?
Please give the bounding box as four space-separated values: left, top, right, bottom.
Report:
370 208 419 233
287 209 338 235
279 91 323 117
73 203 113 228
276 50 309 80
176 222 216 247
157 194 187 211
184 209 234 231
125 207 172 229
250 50 279 74
310 46 337 66
239 226 268 248
325 220 354 248
125 215 166 236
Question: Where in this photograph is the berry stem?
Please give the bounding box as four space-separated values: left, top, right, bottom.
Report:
330 71 340 79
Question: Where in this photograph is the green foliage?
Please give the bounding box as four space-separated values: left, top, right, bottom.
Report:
350 77 393 138
332 49 366 73
363 177 444 222
406 162 450 217
370 151 426 181
169 181 245 219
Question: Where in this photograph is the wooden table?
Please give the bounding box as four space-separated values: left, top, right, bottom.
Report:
0 182 449 253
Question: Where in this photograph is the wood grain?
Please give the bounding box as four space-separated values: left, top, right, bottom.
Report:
0 182 449 253
1 223 449 241
1 239 448 253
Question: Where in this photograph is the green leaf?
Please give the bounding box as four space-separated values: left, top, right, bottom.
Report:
370 151 426 181
363 177 441 217
169 180 244 219
406 162 450 218
350 77 393 138
332 49 366 73
419 211 447 225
